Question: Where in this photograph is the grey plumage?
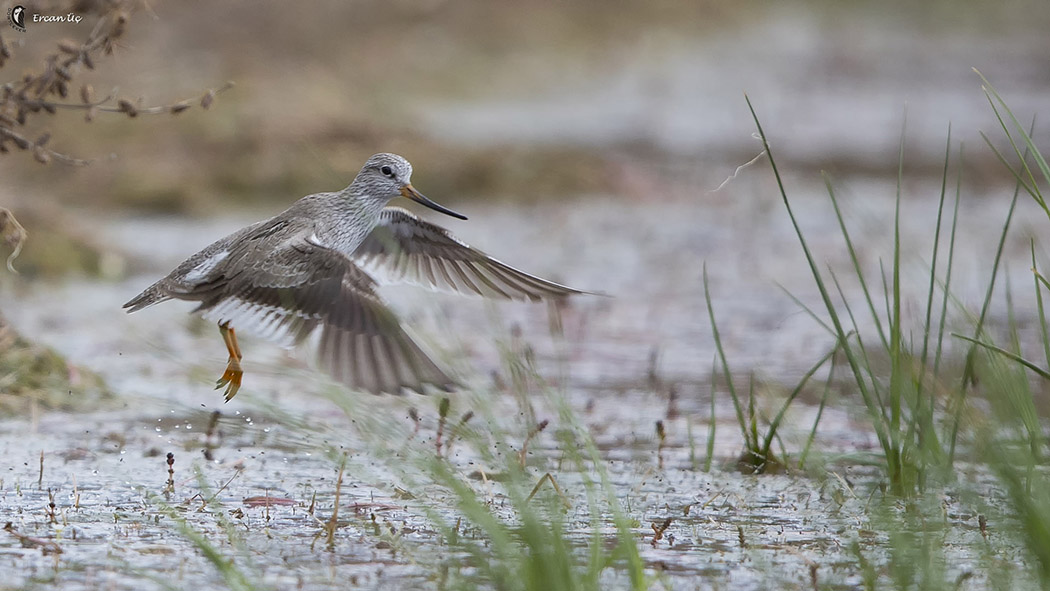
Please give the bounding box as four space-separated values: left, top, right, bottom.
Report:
124 153 583 397
354 207 583 301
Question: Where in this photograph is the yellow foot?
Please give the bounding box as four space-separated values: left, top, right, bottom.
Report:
215 357 243 402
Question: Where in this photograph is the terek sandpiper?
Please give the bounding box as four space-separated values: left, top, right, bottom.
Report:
124 153 583 401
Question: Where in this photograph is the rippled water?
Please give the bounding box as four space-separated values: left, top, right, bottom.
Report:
2 171 1041 588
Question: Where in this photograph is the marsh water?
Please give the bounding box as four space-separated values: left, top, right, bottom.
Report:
2 175 1044 589
3 4 1050 590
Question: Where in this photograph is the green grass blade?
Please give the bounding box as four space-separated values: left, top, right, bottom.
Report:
687 418 697 471
777 282 835 337
979 130 1041 199
1006 264 1020 352
952 334 1050 380
828 267 887 419
976 69 1050 209
879 259 893 327
799 350 837 470
1034 242 1050 369
976 68 1050 180
760 344 837 458
172 518 258 591
748 374 759 455
824 172 889 351
950 121 1032 466
933 144 963 379
745 94 894 483
706 355 717 472
1035 269 1050 293
888 112 906 478
918 124 953 406
704 262 751 447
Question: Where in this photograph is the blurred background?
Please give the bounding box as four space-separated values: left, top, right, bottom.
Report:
4 2 1050 587
2 0 1050 396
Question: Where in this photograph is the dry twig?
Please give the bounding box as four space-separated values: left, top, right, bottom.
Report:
0 208 26 273
0 1 231 166
3 522 62 554
518 419 549 468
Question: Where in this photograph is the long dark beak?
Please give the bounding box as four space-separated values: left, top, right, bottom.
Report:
400 185 468 220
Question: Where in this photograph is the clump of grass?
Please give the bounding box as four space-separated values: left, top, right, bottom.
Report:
945 72 1050 586
307 328 649 590
0 311 109 415
739 73 1050 588
744 95 972 494
409 401 647 590
704 262 838 473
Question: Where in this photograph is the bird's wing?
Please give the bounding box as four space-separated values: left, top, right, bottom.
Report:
192 234 455 395
353 207 583 301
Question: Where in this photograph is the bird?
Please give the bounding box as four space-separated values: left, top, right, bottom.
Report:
123 153 584 401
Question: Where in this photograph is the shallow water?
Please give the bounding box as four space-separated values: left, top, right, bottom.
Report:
2 173 1043 589
0 398 1003 591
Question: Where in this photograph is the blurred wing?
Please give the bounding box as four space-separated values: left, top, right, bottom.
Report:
194 237 454 395
353 207 583 301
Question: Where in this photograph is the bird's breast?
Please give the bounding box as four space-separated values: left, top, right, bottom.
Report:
311 218 377 258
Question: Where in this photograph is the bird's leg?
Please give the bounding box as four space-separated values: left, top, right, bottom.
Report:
215 321 244 402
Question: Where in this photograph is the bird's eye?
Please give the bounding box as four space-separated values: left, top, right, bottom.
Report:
380 165 394 177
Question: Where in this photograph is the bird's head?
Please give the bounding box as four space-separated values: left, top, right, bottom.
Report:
353 153 467 220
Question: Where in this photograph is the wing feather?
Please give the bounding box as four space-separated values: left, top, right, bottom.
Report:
354 207 584 301
168 228 454 394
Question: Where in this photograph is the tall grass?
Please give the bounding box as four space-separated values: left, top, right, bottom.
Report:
409 396 649 591
740 87 1037 495
743 74 1050 587
386 76 1050 588
704 260 838 473
962 72 1050 583
310 341 650 590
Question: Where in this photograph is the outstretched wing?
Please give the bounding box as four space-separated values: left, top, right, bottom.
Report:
189 235 455 395
353 207 583 301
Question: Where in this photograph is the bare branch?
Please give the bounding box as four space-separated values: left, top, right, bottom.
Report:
0 2 231 166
